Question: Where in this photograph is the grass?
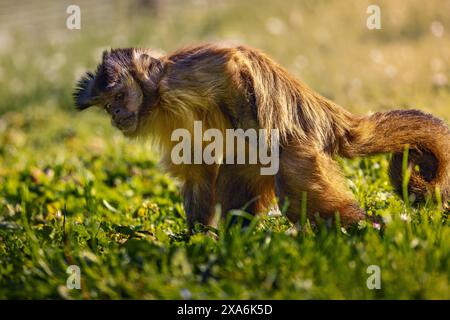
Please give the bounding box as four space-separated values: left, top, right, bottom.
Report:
0 0 449 299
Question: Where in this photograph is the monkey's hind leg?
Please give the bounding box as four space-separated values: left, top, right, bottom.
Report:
276 145 366 227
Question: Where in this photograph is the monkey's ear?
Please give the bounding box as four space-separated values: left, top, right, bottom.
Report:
131 50 163 91
73 71 100 110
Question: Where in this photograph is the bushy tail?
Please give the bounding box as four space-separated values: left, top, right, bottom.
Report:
340 109 450 208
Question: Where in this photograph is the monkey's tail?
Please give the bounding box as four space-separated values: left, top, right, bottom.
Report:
340 109 450 208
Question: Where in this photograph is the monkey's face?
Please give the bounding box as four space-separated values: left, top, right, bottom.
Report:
100 80 142 136
73 48 162 137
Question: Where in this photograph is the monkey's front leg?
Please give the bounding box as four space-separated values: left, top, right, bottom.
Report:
181 165 219 230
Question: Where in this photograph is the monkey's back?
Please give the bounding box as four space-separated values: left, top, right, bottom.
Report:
161 43 353 153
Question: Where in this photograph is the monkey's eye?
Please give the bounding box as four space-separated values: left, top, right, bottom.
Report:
114 92 124 101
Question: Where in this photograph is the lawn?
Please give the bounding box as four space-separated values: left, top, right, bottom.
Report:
0 0 449 299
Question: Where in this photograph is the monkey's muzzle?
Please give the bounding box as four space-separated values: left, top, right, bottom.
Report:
112 114 138 135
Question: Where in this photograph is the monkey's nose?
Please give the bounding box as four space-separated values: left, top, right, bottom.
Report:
112 107 122 116
111 107 126 120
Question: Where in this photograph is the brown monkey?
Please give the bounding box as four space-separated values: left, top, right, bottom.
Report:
74 43 450 229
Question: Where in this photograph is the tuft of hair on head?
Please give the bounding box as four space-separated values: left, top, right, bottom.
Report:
73 71 98 110
72 56 109 111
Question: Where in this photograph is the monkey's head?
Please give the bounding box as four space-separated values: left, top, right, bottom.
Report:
73 48 163 137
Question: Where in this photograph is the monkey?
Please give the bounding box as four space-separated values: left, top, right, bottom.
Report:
73 43 450 230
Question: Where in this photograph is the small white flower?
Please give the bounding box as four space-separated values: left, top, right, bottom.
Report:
432 73 448 87
266 17 285 35
430 21 444 38
410 238 420 249
385 65 397 78
370 49 384 64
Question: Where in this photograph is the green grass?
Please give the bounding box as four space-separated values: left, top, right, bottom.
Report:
0 0 449 299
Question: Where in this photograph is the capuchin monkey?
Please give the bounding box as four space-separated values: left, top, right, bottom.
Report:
73 43 450 229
